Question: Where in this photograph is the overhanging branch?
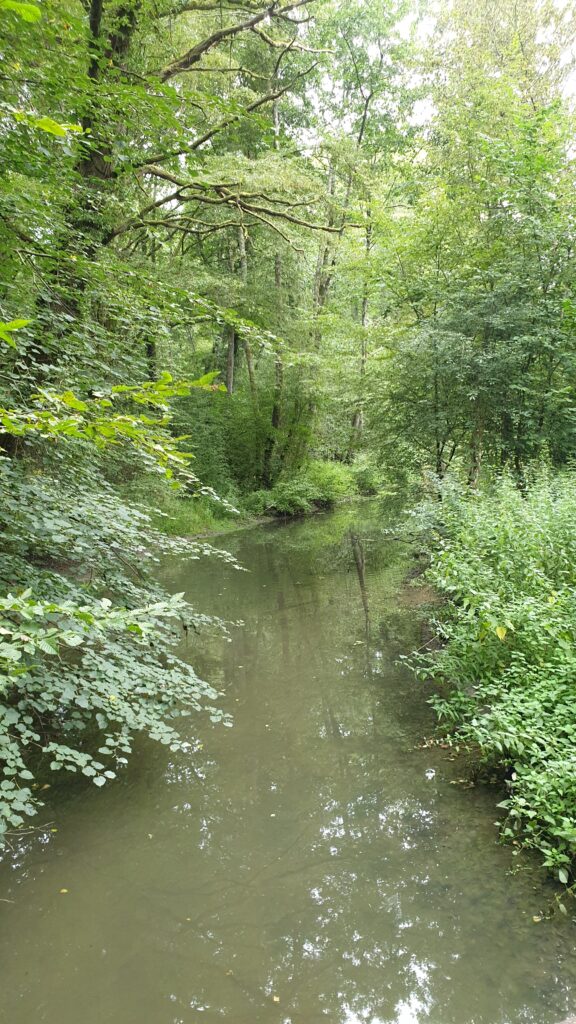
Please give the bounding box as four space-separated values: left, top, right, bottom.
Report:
134 70 315 166
158 0 315 81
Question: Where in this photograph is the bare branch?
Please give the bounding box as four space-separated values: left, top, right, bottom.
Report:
158 0 315 81
173 65 270 79
251 25 333 54
134 71 314 166
156 0 261 17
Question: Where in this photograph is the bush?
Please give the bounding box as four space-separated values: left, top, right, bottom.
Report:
241 489 273 517
350 454 383 496
241 460 358 517
267 477 320 515
303 459 356 506
0 454 234 835
411 472 576 883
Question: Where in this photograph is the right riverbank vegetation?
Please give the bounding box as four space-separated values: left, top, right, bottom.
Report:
2 0 576 890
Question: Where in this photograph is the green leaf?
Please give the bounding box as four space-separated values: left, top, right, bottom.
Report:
60 391 88 412
3 319 31 330
0 0 41 20
14 113 83 136
0 319 30 348
33 117 68 137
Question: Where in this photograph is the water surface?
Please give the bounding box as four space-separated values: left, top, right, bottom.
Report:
1 504 576 1024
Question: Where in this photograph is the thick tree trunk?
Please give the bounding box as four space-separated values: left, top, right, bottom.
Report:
146 339 157 381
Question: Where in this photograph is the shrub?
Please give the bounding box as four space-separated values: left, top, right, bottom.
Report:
411 472 576 883
303 459 356 506
350 454 383 496
241 489 272 517
0 454 235 835
267 477 319 515
240 460 358 517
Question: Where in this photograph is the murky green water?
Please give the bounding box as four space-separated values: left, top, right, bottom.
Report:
1 503 576 1024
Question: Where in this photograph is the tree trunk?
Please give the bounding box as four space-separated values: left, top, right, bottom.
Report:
262 254 284 486
225 325 236 396
467 418 484 488
347 212 372 460
236 224 258 410
146 339 157 381
244 339 259 411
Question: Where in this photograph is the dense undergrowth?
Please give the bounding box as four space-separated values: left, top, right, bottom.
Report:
411 472 576 885
128 457 383 537
242 459 373 517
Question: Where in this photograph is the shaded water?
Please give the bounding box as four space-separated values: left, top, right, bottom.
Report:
1 503 576 1024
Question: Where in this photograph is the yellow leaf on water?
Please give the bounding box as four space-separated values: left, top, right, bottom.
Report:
532 915 542 923
272 996 280 1003
59 888 68 894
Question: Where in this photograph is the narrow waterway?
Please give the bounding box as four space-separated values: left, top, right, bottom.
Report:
1 503 575 1024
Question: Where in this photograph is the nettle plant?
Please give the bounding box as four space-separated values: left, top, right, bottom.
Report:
0 370 237 838
409 473 576 884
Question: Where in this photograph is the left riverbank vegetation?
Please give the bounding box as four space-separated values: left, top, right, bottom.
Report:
1 0 576 885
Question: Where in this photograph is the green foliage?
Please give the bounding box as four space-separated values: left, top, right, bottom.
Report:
0 453 238 834
0 372 227 492
243 459 357 516
302 459 357 506
0 319 30 348
0 0 41 21
350 454 384 497
366 22 576 485
410 473 576 881
2 0 576 879
122 474 240 538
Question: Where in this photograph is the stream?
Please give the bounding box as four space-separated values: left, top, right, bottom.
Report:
1 502 576 1024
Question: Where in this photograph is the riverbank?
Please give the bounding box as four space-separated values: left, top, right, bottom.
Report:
121 458 387 541
410 473 576 894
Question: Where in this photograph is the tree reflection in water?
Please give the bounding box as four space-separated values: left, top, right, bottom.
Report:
0 505 575 1024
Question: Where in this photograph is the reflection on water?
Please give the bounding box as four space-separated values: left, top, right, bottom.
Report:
1 503 575 1024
